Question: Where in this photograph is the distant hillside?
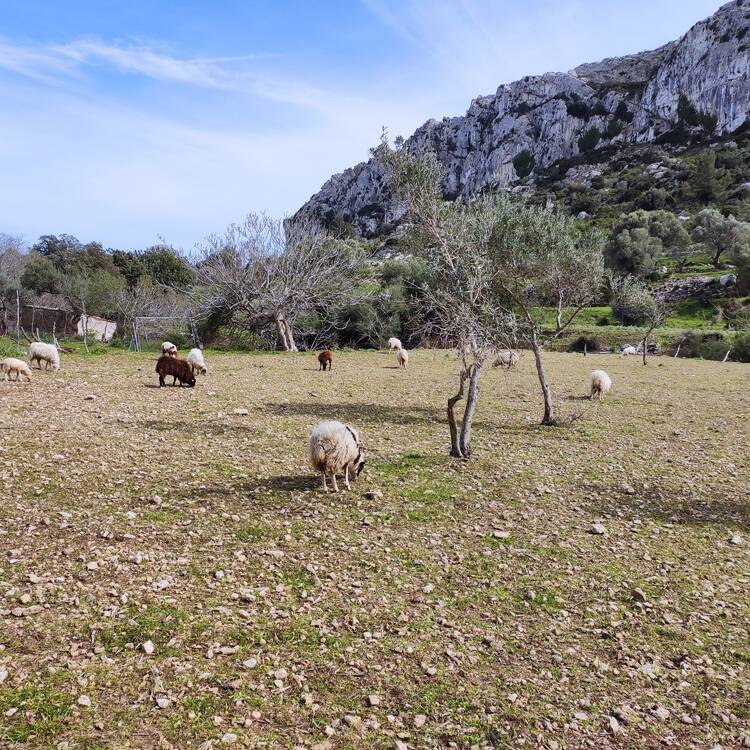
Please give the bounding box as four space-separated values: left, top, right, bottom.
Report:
295 0 750 237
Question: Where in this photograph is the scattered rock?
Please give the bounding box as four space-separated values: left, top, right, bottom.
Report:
233 409 249 416
368 694 381 707
653 706 670 722
632 588 648 603
364 489 384 500
414 714 427 728
590 523 607 535
156 696 171 709
142 640 155 655
730 533 743 546
77 695 91 707
221 732 238 745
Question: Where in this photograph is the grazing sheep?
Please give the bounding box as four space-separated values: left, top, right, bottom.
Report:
318 350 333 371
387 337 402 351
395 347 409 368
620 345 637 358
590 370 612 401
28 342 60 371
492 349 519 369
309 420 365 492
187 347 208 375
1 357 32 382
156 355 196 387
161 341 178 357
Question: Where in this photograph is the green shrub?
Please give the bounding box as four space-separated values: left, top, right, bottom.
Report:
578 127 601 153
569 335 601 353
513 150 535 179
606 118 624 139
732 331 750 362
677 331 730 360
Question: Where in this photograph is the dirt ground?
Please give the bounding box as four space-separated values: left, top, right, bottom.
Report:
1 348 748 749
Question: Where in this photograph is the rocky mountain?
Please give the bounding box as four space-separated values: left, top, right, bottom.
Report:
295 0 750 236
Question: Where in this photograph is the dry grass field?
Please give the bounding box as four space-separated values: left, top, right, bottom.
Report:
1 349 749 750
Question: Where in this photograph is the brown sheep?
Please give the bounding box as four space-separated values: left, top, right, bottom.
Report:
156 355 196 387
318 350 333 371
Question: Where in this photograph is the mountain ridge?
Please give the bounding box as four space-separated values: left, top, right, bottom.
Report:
294 1 750 236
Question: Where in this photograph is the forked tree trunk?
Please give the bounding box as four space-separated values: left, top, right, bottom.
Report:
458 361 482 458
642 326 655 365
447 368 468 458
274 315 298 352
531 333 555 426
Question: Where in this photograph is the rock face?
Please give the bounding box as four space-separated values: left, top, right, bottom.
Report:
296 1 750 236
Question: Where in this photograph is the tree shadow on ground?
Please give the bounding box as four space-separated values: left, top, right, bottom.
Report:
263 401 447 426
586 482 750 532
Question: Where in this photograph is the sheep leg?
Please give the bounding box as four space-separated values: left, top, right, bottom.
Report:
173 375 178 386
159 375 165 387
344 466 351 490
331 474 339 493
321 472 328 493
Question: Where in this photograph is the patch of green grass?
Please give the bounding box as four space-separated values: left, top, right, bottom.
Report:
97 603 187 651
282 569 315 595
0 679 74 744
139 508 182 525
236 523 270 542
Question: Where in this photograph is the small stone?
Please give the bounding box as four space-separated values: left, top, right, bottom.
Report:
622 484 636 495
156 696 171 709
18 593 31 604
311 743 332 750
730 534 743 546
242 658 257 669
632 588 647 603
344 715 362 729
608 716 621 734
84 394 96 400
368 694 381 707
273 668 288 681
590 523 607 536
414 714 427 728
86 561 99 571
0 669 8 684
221 732 238 745
233 408 249 416
394 741 408 750
214 570 225 580
653 706 670 721
142 640 155 655
364 489 383 500
77 695 91 707
492 530 510 539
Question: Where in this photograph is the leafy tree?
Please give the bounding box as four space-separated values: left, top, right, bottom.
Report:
112 250 147 289
692 208 750 269
605 211 662 277
689 151 726 203
21 254 63 295
379 138 604 437
141 245 194 288
610 275 665 364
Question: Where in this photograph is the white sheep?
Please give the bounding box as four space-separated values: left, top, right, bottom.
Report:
387 337 402 351
396 347 409 368
590 370 612 401
161 341 178 357
28 342 60 372
1 357 32 382
187 347 207 375
309 420 365 493
620 345 637 358
492 349 519 369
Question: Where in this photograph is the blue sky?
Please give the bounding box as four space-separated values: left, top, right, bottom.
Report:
0 0 725 251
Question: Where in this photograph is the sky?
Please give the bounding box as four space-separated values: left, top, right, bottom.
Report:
0 0 726 252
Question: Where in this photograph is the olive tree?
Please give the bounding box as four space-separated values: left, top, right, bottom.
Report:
611 275 665 364
195 213 364 352
377 141 515 457
379 138 604 437
692 209 750 269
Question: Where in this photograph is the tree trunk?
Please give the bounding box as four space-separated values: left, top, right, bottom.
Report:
531 334 554 425
274 315 298 352
447 368 468 458
458 361 482 458
555 297 563 336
